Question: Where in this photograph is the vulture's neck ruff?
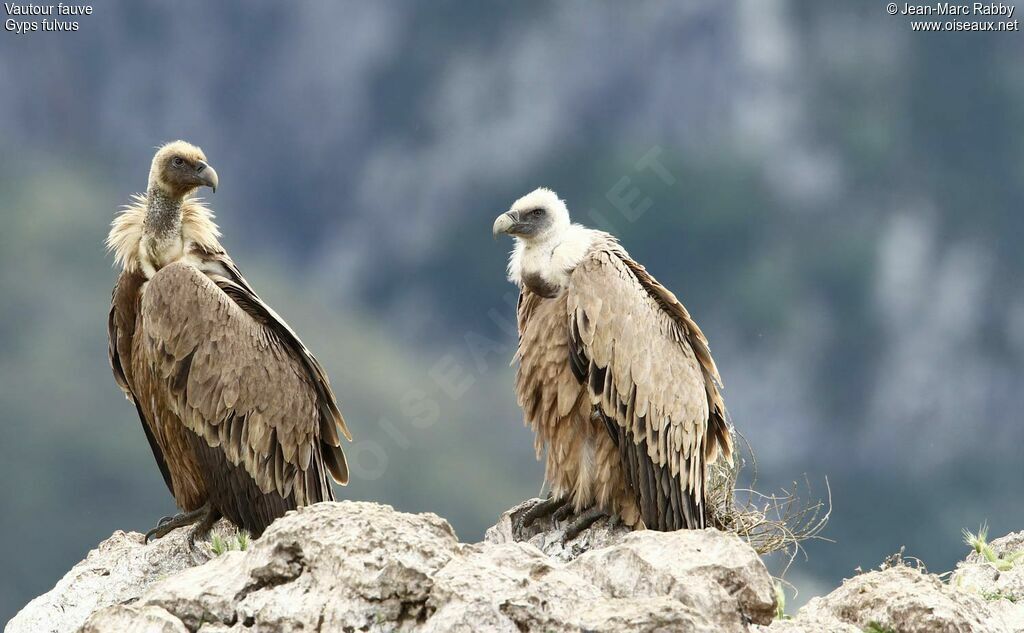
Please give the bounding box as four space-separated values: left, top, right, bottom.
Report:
510 224 596 298
107 192 222 278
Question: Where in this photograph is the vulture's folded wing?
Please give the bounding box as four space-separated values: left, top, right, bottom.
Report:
109 270 175 495
203 251 352 446
138 261 349 512
566 246 731 530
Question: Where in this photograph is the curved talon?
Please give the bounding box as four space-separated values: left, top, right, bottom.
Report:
186 529 202 552
513 495 571 537
143 505 210 544
186 506 220 550
552 503 575 523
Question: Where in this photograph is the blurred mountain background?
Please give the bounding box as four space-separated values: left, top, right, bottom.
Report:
2 0 1023 622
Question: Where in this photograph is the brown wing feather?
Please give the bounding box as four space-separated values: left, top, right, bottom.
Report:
109 270 174 495
565 237 731 530
202 252 351 480
137 261 347 523
109 271 144 394
185 424 295 536
618 253 732 467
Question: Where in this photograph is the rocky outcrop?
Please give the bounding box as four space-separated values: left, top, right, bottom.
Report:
10 498 1024 633
7 499 775 633
761 531 1024 633
952 531 1024 632
763 565 1001 633
6 521 239 633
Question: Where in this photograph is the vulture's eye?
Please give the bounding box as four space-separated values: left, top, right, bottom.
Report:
172 157 185 167
530 208 544 218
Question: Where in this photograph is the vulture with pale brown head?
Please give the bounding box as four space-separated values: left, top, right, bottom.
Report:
107 141 351 542
493 187 733 538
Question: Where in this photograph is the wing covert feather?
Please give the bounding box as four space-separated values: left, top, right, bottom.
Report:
566 241 731 529
138 261 345 507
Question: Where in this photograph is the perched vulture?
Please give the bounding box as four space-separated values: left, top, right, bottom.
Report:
493 187 733 536
107 141 351 541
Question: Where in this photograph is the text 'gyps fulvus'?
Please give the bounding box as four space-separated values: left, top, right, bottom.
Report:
107 141 351 542
494 188 733 538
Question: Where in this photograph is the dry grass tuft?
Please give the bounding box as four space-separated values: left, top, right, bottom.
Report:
706 429 832 572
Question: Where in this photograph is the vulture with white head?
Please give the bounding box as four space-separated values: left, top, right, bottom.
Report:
107 141 351 542
493 187 732 537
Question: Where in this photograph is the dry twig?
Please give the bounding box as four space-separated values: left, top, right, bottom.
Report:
706 429 832 574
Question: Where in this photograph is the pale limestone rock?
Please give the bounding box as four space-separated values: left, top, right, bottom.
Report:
18 497 1023 633
951 531 1024 632
570 529 777 627
5 520 237 633
765 565 1004 633
80 604 188 633
11 499 777 633
128 501 461 632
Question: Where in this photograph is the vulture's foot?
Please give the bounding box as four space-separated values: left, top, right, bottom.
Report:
551 502 575 523
144 506 208 543
514 494 571 536
562 507 606 543
186 504 222 550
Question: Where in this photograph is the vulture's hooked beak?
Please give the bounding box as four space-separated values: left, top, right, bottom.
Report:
196 160 219 193
492 211 521 239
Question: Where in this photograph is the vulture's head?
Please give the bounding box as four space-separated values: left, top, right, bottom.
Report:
148 140 219 197
492 187 570 243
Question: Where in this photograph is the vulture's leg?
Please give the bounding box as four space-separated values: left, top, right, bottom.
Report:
144 505 209 543
562 507 607 542
186 504 222 549
513 494 572 535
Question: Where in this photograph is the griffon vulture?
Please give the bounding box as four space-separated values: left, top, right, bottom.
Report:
493 188 733 537
107 141 351 542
